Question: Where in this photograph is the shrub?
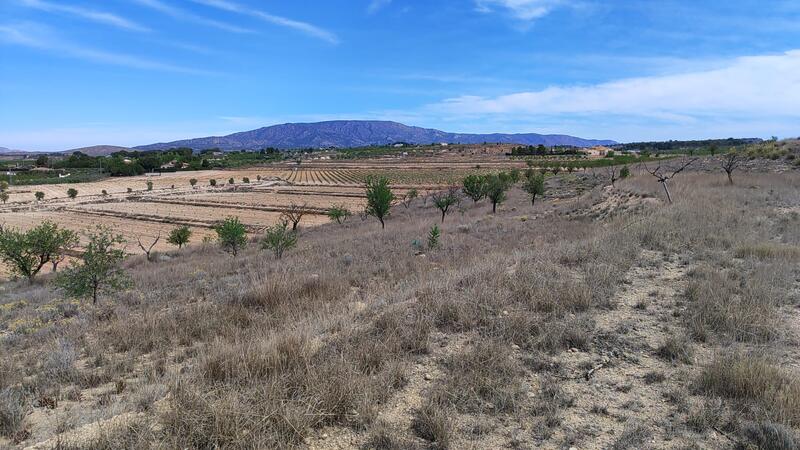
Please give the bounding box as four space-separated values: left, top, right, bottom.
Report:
611 421 650 450
167 226 192 249
209 179 217 187
228 177 234 185
619 165 631 179
242 177 250 183
127 187 132 193
0 387 29 440
260 222 297 259
365 176 394 229
327 205 351 224
146 181 153 191
56 226 130 304
101 189 108 196
35 191 45 201
427 225 440 249
189 178 197 188
0 192 8 204
411 399 451 448
214 217 247 257
657 335 693 364
66 188 78 199
740 421 798 450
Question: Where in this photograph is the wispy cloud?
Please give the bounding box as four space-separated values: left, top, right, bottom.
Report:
367 0 391 15
131 0 254 34
475 0 568 21
190 0 339 44
18 0 150 32
0 22 220 76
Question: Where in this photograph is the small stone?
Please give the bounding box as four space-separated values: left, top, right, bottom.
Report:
321 433 328 439
502 310 509 315
423 373 432 381
511 344 520 350
570 347 579 353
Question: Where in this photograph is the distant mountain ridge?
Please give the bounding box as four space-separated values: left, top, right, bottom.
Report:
135 120 616 151
63 145 133 156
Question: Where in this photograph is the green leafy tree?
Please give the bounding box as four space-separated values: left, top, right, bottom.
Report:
0 181 8 192
462 174 487 203
401 188 418 209
228 177 234 185
167 226 192 249
242 177 250 183
56 226 129 304
35 191 45 202
260 221 297 259
146 181 153 191
484 173 511 213
189 178 198 188
365 176 394 229
508 169 521 183
214 216 247 257
280 203 307 231
521 172 545 206
327 205 351 224
66 188 78 199
432 188 460 223
0 221 78 281
209 179 217 187
0 192 9 204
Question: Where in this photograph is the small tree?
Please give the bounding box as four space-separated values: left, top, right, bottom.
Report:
209 179 217 187
0 181 8 192
214 216 247 257
136 232 161 262
101 190 108 196
484 173 511 213
189 178 198 188
66 188 78 199
281 203 308 231
256 175 262 181
462 174 486 203
620 166 631 179
0 221 78 281
365 176 394 229
56 226 129 304
606 167 620 187
327 205 351 224
35 191 45 202
127 187 132 193
242 177 250 184
427 224 441 249
644 158 697 203
228 177 234 185
167 226 192 249
146 181 153 191
432 188 460 223
521 172 545 206
260 221 297 259
721 151 740 184
401 188 418 209
0 192 9 204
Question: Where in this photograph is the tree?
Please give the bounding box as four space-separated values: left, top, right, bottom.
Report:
327 205 351 224
606 167 620 187
209 179 217 187
462 174 487 203
146 181 153 191
721 151 740 184
189 178 198 188
167 226 192 249
136 232 161 262
521 172 545 206
0 192 9 204
0 221 78 281
401 188 418 209
427 224 441 249
66 188 78 199
214 216 247 257
35 191 45 202
36 155 49 167
260 221 297 259
101 190 108 196
644 158 697 203
432 188 460 223
56 226 129 304
365 176 394 229
127 187 132 193
242 177 250 184
228 177 234 185
256 175 262 181
0 181 8 192
281 203 308 231
484 173 511 213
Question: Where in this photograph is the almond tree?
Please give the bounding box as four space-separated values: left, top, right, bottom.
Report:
432 188 460 223
721 151 740 184
643 158 697 203
136 232 161 262
56 226 129 304
0 221 78 282
365 176 394 229
521 172 545 206
281 203 308 231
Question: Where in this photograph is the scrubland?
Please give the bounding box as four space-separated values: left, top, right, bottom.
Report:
0 164 798 449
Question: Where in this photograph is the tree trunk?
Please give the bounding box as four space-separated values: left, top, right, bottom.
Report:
441 210 446 223
726 171 733 184
531 194 536 206
492 202 497 213
52 261 59 272
662 181 673 204
380 218 385 229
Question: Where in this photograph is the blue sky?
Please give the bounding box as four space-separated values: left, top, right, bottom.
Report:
1 0 799 151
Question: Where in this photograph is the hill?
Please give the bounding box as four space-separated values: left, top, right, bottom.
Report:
62 145 133 157
135 120 616 151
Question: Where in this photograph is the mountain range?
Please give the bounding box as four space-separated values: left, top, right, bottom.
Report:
135 120 616 151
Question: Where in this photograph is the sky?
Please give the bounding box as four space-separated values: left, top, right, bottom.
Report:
1 0 799 151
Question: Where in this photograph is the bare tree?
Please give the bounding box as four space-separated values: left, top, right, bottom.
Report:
137 232 161 262
281 203 308 231
606 167 619 187
643 158 697 204
721 152 740 184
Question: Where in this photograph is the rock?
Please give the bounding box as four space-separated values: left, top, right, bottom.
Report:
342 254 354 266
157 254 172 262
511 344 520 350
321 433 328 439
423 373 432 381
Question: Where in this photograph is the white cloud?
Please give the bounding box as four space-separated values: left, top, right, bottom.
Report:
0 22 220 76
475 0 567 21
131 0 255 34
430 50 800 118
19 0 150 32
190 0 339 44
367 0 392 14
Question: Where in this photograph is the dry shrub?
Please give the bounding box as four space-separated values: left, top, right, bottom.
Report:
365 420 420 450
42 338 78 383
611 420 651 450
531 376 573 430
411 398 451 449
698 353 800 427
50 417 154 449
235 272 348 311
739 421 798 450
734 243 800 261
657 334 693 364
0 387 29 440
434 339 524 413
685 266 782 342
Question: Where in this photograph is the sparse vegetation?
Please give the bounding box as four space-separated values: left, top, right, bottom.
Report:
260 221 297 259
